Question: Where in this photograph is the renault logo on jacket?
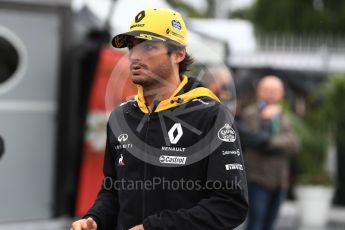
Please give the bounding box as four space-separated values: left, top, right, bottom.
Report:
168 123 183 144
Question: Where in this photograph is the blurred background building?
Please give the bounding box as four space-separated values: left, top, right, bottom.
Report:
0 0 344 229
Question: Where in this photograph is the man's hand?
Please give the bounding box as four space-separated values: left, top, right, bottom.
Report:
70 217 97 230
129 224 144 230
261 104 282 119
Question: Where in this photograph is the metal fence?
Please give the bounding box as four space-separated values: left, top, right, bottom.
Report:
256 34 345 54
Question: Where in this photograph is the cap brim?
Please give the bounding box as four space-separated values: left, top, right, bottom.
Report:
111 31 167 48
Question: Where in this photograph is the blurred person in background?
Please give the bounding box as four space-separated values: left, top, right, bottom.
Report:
203 65 234 103
203 66 270 151
241 76 300 230
70 8 248 230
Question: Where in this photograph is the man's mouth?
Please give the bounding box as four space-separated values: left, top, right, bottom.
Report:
130 64 146 75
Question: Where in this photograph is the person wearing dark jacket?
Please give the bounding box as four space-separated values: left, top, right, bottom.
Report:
243 76 300 230
70 8 248 230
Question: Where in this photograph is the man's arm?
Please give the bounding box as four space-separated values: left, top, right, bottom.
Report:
83 123 119 229
142 106 248 230
235 118 270 150
265 115 300 155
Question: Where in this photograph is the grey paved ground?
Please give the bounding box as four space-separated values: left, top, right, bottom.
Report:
0 202 344 230
275 202 345 230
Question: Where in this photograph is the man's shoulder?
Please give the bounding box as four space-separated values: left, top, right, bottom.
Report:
118 98 137 109
185 96 221 111
185 97 235 121
189 96 219 106
110 98 137 116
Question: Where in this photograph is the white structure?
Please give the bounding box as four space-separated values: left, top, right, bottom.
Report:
0 0 72 221
190 18 256 54
180 0 254 18
190 18 345 73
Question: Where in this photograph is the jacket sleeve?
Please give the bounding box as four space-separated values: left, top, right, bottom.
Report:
143 105 248 230
83 123 119 230
235 118 270 150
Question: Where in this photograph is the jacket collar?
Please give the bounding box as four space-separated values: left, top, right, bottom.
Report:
134 75 219 113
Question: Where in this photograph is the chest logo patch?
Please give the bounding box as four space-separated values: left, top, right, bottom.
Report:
218 123 236 142
168 123 183 144
118 154 125 166
118 134 128 142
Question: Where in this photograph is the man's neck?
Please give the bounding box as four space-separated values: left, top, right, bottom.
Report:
143 75 182 110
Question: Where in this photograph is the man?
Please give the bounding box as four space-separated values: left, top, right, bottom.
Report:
242 76 300 230
71 8 248 230
202 65 234 103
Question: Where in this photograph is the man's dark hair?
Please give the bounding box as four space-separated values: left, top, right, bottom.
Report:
166 41 194 76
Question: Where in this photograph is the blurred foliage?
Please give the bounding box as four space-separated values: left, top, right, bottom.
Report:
166 0 206 18
290 114 331 185
231 0 345 34
308 76 345 136
291 75 345 185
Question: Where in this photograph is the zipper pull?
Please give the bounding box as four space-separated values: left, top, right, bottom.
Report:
152 99 160 113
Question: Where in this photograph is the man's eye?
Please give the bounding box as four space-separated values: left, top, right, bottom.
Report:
144 44 155 50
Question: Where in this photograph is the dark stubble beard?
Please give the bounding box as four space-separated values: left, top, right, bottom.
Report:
133 59 175 94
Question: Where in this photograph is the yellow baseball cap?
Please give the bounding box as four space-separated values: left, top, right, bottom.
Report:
112 8 188 48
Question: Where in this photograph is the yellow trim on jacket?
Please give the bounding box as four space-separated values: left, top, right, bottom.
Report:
134 75 220 113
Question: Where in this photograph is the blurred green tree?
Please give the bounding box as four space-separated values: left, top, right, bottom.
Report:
231 0 345 34
290 76 345 204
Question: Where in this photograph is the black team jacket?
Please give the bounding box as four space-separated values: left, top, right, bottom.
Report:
84 76 248 230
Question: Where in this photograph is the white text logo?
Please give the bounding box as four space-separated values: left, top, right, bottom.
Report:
225 164 243 171
222 149 241 156
159 155 186 165
114 144 133 150
161 146 186 152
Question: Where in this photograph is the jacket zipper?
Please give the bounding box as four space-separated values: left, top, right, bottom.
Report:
142 101 159 220
142 110 151 220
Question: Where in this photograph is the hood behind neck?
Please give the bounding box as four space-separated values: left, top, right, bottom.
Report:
134 75 220 113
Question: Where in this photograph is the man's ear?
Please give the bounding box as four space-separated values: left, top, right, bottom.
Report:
172 49 186 64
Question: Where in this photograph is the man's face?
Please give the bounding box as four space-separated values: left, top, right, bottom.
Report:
208 71 232 100
256 77 284 104
127 38 174 87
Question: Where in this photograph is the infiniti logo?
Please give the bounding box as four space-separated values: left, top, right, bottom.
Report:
118 134 128 142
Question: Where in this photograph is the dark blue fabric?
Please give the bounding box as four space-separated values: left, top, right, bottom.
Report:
246 182 286 230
